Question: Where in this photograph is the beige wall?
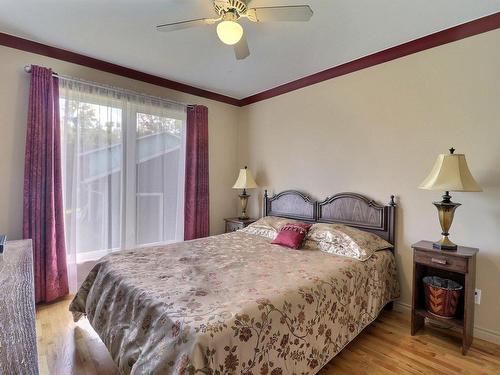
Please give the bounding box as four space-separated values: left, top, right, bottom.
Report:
0 44 240 238
238 29 500 341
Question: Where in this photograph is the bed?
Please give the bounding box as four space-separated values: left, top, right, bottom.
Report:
70 190 400 374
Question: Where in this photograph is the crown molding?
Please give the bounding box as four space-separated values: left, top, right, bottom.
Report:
240 12 500 106
1 11 499 107
0 32 240 106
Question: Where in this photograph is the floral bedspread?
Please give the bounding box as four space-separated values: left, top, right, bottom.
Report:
70 231 400 375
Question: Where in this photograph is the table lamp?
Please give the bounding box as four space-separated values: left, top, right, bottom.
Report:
232 166 258 219
419 148 482 250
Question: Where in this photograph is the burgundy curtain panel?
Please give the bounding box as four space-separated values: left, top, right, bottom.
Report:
184 105 209 240
23 65 68 303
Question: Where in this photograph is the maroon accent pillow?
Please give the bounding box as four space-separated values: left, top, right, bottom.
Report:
271 223 312 249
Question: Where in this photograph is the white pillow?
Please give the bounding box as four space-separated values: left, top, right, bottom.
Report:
240 216 299 239
304 223 393 261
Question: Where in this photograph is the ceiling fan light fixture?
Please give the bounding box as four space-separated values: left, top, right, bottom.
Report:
156 2 314 60
216 20 243 45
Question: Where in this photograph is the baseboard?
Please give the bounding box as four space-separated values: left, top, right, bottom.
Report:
394 301 411 313
393 302 500 345
473 325 500 345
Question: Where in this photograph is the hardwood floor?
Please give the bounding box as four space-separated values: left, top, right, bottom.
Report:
36 297 500 375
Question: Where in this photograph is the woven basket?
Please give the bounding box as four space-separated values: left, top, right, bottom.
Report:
423 276 463 319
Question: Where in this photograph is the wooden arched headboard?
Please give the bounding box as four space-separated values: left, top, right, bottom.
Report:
264 190 396 245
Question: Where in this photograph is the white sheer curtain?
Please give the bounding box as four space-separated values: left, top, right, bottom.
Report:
59 77 186 291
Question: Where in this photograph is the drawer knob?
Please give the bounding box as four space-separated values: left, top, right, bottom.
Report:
431 257 447 265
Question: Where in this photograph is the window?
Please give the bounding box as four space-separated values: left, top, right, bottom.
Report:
59 79 186 264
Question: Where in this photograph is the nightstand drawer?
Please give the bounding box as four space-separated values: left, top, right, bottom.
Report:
414 251 467 273
226 221 244 232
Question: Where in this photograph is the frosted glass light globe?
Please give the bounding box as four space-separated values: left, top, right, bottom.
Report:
216 21 243 45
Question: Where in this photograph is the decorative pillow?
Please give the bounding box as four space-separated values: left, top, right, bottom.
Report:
271 223 312 249
304 223 393 261
240 216 299 239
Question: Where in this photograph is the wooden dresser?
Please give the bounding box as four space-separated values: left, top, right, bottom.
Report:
0 240 39 374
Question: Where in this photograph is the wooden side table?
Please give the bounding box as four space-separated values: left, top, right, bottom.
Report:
411 240 478 355
224 217 257 233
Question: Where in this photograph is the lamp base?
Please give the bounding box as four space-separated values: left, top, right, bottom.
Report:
432 236 458 251
432 191 460 251
238 190 250 220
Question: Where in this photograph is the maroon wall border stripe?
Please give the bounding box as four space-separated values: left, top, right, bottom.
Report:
0 12 499 107
239 12 500 106
0 32 240 106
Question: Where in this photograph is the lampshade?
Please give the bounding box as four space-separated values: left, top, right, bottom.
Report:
216 21 243 45
419 153 482 192
233 166 258 189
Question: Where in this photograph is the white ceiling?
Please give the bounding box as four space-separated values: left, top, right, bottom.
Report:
1 0 499 99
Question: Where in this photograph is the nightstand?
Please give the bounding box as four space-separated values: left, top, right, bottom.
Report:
411 240 478 355
224 217 257 233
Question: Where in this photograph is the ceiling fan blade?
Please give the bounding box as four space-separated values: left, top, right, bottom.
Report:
246 5 313 23
234 35 250 60
156 18 219 32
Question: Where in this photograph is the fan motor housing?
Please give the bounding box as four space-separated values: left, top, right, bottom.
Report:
214 0 248 17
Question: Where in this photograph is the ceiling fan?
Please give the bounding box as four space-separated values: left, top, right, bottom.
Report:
156 0 313 60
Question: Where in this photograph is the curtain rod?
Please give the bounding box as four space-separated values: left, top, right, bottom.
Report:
23 65 194 108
